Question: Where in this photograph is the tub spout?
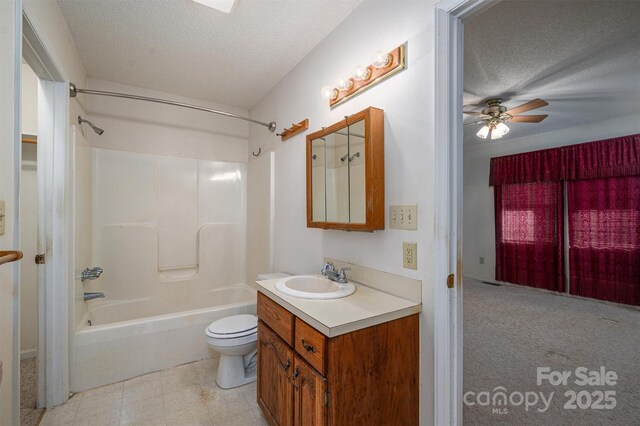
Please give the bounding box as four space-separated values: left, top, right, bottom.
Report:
84 292 105 301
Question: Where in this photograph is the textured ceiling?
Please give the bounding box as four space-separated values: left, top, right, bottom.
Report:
57 0 361 109
464 0 640 145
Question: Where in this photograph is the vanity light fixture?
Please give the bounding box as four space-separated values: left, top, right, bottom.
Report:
321 86 339 101
337 77 354 91
371 50 392 69
321 43 407 109
352 65 371 82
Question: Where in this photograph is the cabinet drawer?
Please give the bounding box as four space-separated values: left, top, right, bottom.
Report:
257 292 294 346
294 318 326 375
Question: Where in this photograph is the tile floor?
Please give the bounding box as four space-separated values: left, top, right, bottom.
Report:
21 358 45 426
40 356 268 426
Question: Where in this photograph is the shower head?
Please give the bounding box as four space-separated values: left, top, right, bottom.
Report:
78 116 104 135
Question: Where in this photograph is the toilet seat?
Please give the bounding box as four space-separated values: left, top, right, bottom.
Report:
206 315 257 346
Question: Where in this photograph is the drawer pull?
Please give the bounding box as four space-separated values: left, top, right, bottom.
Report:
301 339 317 353
284 358 290 372
293 367 299 381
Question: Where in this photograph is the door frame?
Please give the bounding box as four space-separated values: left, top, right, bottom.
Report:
22 7 72 408
0 0 23 423
433 0 499 424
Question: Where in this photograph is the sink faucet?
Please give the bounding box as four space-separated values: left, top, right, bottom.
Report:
321 261 351 284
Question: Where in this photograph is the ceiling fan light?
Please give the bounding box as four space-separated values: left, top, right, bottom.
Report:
492 122 510 139
476 125 490 139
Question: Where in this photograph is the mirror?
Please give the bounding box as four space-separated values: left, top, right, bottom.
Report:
306 107 384 231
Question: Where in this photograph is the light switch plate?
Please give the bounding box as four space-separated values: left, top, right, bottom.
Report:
0 199 5 236
403 242 417 269
390 204 417 230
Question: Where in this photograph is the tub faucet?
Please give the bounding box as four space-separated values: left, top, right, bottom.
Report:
84 292 105 301
79 267 103 282
321 262 351 284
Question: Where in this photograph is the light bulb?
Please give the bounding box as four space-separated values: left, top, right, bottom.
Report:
491 122 510 139
371 49 391 69
337 77 353 91
476 125 490 139
352 64 371 81
320 86 338 101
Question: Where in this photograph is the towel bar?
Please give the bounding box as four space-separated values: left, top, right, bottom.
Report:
0 250 23 266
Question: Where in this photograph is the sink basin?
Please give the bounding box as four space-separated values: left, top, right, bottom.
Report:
275 275 356 300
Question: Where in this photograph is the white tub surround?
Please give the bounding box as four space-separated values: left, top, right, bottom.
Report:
72 284 255 392
252 269 421 338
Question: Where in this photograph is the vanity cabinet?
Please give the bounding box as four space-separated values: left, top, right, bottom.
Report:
256 292 418 426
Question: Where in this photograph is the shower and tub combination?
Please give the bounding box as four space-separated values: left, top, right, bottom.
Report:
70 84 277 392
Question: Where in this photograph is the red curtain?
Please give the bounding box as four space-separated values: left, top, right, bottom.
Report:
495 182 565 292
490 133 640 185
567 176 640 305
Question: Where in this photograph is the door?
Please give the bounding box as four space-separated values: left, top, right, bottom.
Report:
293 356 327 426
0 0 22 424
257 321 293 426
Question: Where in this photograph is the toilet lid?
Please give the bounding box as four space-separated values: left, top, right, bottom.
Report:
206 314 257 339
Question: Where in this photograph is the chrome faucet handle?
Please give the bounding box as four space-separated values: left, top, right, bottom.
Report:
337 267 351 282
321 261 335 275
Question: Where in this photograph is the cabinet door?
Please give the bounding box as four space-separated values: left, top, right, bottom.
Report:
258 321 294 426
293 356 327 426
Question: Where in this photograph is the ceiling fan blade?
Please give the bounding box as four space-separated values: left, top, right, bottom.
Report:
463 111 488 116
509 114 548 123
464 120 486 126
505 98 549 115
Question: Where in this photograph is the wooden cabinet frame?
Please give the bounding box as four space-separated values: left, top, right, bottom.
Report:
257 293 419 426
306 106 385 232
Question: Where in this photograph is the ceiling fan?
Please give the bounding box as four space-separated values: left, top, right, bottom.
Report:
464 98 549 140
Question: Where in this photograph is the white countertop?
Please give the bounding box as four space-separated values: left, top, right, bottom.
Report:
252 277 422 338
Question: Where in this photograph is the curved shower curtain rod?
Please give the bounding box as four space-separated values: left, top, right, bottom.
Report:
69 83 277 132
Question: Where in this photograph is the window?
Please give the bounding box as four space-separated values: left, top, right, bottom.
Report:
494 182 564 292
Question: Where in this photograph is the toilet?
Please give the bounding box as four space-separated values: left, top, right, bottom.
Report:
205 272 290 389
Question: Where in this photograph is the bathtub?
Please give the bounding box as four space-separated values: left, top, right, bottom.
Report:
71 284 256 392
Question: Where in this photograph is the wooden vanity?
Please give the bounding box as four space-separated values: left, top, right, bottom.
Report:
256 292 419 426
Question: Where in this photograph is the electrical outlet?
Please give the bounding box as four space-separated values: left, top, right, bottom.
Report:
0 199 5 236
403 242 417 269
390 204 418 230
479 256 485 265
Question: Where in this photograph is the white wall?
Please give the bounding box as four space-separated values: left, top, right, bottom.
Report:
21 63 39 136
85 78 249 162
463 114 640 282
248 1 436 423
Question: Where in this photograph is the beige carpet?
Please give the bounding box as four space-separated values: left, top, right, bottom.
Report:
21 358 44 426
463 278 639 425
